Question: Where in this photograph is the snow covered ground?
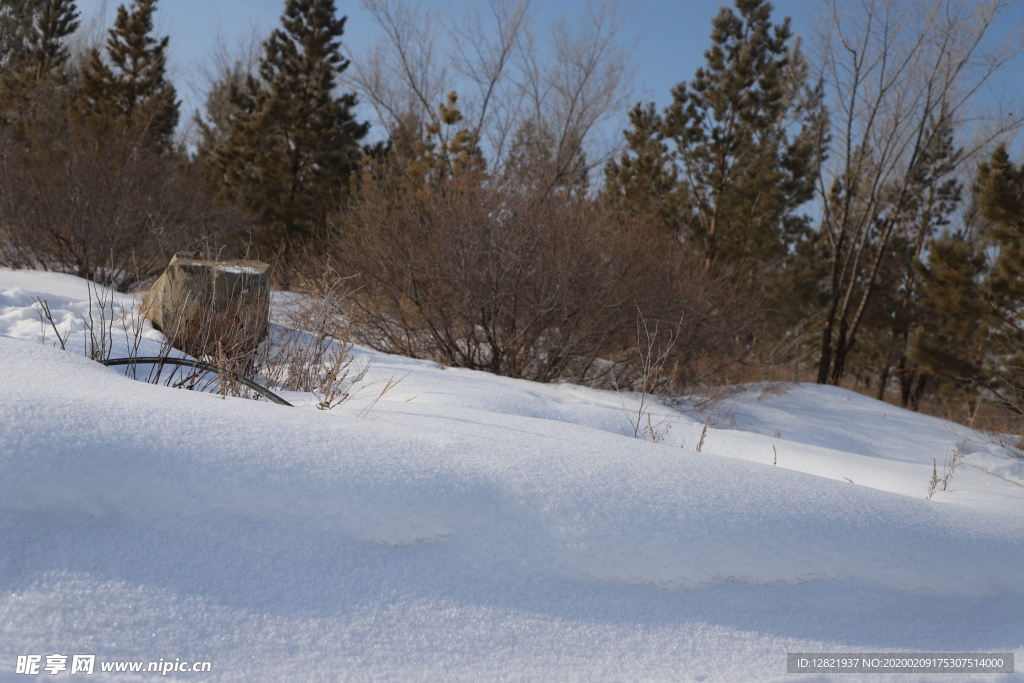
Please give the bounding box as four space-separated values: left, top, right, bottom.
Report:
1 268 1022 681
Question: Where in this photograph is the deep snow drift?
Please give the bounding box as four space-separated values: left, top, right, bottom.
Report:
1 269 1022 681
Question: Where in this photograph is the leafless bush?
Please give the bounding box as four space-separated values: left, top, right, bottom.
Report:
312 169 761 396
325 181 650 382
0 100 249 291
81 278 125 361
34 277 152 364
1 120 169 287
260 271 367 407
619 308 680 440
327 183 634 381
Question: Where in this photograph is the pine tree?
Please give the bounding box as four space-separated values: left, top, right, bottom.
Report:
193 58 251 192
401 92 485 190
911 144 1024 414
603 102 686 233
77 0 179 151
659 0 823 271
601 0 824 383
0 0 79 131
0 0 78 82
909 228 990 403
212 0 368 247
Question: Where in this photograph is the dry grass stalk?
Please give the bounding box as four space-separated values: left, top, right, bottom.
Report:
941 438 968 491
926 459 939 499
634 310 680 438
263 270 367 410
214 341 246 399
696 416 709 452
972 464 1024 489
35 298 70 350
82 279 118 361
643 414 667 443
357 371 408 418
618 308 681 441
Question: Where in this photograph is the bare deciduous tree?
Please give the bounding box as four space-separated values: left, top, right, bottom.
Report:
348 0 454 146
810 0 1024 385
347 0 636 185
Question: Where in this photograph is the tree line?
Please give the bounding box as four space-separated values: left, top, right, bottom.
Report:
2 0 1023 425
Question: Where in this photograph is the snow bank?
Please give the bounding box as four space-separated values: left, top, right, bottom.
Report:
0 270 167 360
2 336 1021 595
2 269 1022 681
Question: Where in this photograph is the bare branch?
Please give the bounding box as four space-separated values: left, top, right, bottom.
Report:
811 0 1024 384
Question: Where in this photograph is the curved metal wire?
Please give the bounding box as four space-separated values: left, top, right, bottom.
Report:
100 357 293 407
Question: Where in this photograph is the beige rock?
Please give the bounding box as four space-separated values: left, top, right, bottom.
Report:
142 252 271 356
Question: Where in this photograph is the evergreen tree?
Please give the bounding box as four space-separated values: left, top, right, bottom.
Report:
77 0 179 151
0 0 78 82
909 227 990 403
613 0 823 272
403 92 485 190
0 0 79 131
193 58 251 191
911 144 1024 414
195 66 246 159
356 92 490 219
211 0 368 247
602 0 825 384
603 102 686 233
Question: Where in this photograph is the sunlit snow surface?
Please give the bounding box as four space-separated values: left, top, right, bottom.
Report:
1 268 1022 682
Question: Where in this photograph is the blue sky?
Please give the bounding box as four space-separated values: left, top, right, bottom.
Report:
73 0 815 131
72 0 1024 156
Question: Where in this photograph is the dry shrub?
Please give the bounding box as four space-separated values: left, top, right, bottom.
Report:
311 178 758 391
324 182 642 382
661 265 764 399
0 97 248 290
261 271 363 396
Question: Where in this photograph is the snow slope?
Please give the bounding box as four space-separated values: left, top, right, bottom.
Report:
1 269 1023 681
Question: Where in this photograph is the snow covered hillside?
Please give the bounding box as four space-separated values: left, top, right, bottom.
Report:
1 269 1023 681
